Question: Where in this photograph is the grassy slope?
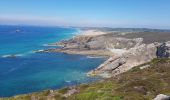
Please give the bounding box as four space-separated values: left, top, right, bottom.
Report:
1 58 170 100
118 32 170 44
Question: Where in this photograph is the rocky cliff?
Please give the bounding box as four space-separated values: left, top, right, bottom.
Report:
156 42 170 58
88 41 170 78
46 34 144 57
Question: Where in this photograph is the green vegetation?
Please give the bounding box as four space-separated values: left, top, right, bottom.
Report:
1 58 170 100
68 81 122 100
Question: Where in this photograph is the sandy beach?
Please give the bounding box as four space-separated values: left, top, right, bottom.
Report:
80 30 108 36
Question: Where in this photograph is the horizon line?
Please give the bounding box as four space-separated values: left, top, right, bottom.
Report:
0 24 170 30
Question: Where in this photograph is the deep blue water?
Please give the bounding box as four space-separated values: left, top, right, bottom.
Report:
0 25 106 97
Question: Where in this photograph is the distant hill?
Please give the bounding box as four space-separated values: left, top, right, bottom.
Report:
79 27 170 33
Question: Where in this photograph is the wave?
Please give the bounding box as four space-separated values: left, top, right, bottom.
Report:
1 55 11 58
32 49 45 53
15 54 24 57
8 67 18 72
42 43 58 47
42 44 49 46
87 56 105 59
69 29 82 38
65 80 71 83
1 54 25 58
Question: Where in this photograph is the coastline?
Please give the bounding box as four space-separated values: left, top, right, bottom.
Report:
1 28 170 99
41 29 114 57
41 29 170 79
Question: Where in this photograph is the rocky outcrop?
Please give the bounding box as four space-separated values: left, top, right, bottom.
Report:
88 41 170 78
154 94 170 100
88 43 159 77
63 88 79 97
48 34 144 57
156 42 170 58
58 33 143 51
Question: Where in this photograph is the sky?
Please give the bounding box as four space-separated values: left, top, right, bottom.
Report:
0 0 170 29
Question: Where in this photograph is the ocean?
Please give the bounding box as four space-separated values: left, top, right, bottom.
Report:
0 25 106 97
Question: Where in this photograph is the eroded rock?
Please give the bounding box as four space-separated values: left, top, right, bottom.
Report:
156 42 170 58
88 42 159 77
154 94 170 100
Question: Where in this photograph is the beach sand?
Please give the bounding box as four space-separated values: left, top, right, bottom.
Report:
80 30 108 36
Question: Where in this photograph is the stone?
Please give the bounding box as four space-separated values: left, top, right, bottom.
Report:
63 88 78 97
156 42 170 58
88 42 158 77
140 65 150 70
154 94 170 100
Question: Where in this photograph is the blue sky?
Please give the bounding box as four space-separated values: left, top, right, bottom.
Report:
0 0 170 29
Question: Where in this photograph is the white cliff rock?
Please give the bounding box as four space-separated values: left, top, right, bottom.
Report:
88 42 163 78
154 94 170 100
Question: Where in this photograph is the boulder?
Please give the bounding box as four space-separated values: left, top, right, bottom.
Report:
156 42 170 58
154 94 170 100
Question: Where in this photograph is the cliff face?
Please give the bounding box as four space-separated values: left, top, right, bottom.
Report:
48 34 144 57
57 34 143 50
88 43 158 77
156 42 170 58
88 42 170 78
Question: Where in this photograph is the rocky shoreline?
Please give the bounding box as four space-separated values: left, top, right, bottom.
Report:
41 29 170 78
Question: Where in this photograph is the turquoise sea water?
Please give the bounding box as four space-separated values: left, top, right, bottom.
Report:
0 25 106 97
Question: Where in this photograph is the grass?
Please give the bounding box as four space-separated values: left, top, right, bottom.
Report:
1 58 170 100
58 87 70 94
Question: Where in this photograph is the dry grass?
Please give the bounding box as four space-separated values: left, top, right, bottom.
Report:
118 32 170 44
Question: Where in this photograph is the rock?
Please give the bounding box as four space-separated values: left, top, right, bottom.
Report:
63 88 78 97
102 57 126 71
133 86 147 95
140 65 150 70
156 42 170 58
48 29 149 58
52 33 144 56
88 42 158 77
154 94 170 100
88 41 170 78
